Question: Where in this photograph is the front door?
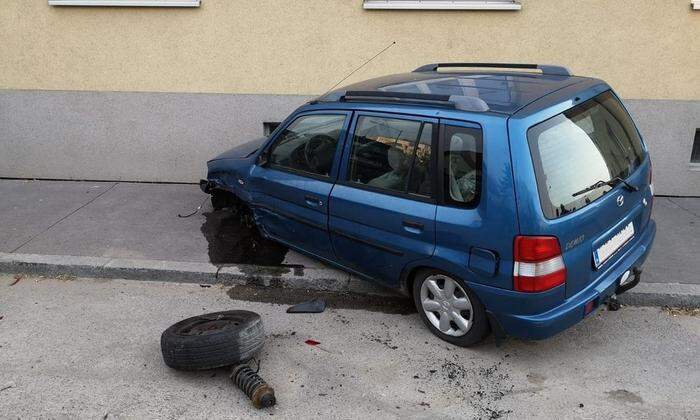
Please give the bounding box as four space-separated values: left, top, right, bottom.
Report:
249 111 351 260
329 112 438 287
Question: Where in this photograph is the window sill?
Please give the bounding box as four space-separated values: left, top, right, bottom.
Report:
363 1 521 10
689 163 700 171
693 1 700 10
48 0 200 6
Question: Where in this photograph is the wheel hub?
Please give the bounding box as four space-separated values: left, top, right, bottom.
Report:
420 274 473 337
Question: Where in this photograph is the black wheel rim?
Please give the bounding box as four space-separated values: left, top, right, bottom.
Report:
174 312 255 336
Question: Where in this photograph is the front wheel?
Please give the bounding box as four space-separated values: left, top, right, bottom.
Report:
211 192 236 211
412 270 490 347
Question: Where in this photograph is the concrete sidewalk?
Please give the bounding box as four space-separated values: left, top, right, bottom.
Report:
0 179 699 304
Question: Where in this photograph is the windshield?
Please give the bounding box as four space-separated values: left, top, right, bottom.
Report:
528 91 646 219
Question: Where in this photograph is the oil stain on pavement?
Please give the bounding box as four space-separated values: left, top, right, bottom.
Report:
200 209 289 266
226 284 414 314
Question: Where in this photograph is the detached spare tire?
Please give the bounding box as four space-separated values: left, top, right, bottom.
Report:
161 310 264 371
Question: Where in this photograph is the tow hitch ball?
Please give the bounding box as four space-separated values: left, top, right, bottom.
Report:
608 268 642 311
607 295 621 311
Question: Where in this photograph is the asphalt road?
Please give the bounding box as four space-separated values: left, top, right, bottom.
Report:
0 274 698 419
0 179 698 285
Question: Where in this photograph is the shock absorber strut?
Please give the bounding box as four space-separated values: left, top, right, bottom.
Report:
230 362 276 408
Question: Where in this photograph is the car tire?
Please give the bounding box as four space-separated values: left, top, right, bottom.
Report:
412 269 490 347
160 310 265 371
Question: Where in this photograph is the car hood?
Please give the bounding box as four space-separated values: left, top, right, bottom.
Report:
209 137 268 162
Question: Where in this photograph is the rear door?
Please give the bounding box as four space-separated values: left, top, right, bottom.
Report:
329 112 438 287
511 90 653 298
249 111 351 260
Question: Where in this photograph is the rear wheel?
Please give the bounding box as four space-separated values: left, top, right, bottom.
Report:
412 270 490 347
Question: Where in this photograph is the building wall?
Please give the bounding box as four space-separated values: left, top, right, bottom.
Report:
1 0 699 194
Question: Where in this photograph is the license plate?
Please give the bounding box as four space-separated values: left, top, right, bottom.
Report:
593 222 635 268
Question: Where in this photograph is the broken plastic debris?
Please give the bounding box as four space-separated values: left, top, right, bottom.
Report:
287 299 326 314
304 339 333 353
178 196 208 218
10 274 22 286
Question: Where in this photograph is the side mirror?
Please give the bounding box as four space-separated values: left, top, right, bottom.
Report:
257 151 269 167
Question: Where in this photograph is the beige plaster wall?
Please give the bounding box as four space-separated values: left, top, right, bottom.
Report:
1 1 698 99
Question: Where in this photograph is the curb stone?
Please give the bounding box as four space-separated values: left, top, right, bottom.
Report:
0 252 393 296
617 281 700 308
1 252 698 308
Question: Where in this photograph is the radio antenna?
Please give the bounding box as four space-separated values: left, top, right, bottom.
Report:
320 41 396 98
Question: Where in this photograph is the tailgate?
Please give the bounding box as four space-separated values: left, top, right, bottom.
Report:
559 173 652 297
511 89 654 298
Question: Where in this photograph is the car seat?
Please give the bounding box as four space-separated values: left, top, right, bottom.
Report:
367 146 409 191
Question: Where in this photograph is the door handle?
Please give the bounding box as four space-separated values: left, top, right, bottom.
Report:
402 220 424 233
304 194 323 207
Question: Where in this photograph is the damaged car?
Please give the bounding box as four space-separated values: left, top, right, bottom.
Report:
201 63 656 347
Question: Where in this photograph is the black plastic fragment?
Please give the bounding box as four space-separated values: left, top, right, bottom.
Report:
286 298 327 314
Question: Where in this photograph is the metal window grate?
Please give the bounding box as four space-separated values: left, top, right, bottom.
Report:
691 129 700 163
49 1 200 6
363 0 521 10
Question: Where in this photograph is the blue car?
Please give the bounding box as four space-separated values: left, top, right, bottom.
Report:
202 63 655 346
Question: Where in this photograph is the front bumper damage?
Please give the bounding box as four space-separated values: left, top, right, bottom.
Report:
200 179 220 194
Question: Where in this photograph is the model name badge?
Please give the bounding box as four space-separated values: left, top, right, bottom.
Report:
565 235 585 251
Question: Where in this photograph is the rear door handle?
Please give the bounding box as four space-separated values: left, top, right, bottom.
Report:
304 194 323 207
402 220 424 233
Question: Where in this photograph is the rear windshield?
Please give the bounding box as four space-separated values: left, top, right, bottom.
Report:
528 91 646 219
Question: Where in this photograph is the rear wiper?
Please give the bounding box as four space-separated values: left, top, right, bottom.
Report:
572 177 638 197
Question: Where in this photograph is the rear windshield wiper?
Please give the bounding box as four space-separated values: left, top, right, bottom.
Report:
572 177 638 197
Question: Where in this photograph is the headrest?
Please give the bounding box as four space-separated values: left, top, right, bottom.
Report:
450 133 477 152
387 146 406 170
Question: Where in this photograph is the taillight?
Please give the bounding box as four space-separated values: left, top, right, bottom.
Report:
513 236 566 292
648 159 654 196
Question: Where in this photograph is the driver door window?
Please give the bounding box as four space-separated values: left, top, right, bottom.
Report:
269 114 346 177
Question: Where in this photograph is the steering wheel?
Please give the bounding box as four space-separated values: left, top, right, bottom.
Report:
304 135 336 174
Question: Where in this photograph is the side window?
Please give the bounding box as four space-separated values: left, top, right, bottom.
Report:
443 125 483 206
347 115 434 197
268 114 346 177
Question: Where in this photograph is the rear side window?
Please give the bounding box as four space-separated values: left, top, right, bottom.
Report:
443 125 483 207
347 115 434 197
528 91 646 219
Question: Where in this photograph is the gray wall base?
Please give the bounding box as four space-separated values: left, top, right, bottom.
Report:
0 89 312 183
1 90 698 195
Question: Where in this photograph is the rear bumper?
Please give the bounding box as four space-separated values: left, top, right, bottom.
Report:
492 219 656 340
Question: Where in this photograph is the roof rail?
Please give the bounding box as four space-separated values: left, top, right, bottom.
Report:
339 90 489 112
413 62 572 76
